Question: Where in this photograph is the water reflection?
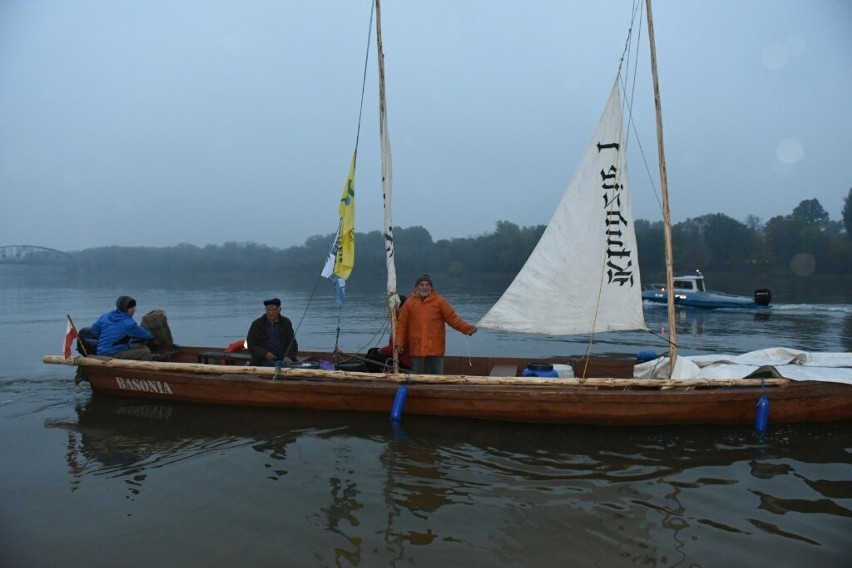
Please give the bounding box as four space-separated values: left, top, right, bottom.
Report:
641 303 852 355
45 396 852 566
47 395 306 487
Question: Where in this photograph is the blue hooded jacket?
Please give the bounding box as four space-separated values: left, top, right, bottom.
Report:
91 309 153 356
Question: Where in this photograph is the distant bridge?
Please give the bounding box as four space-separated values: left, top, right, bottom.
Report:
0 245 73 265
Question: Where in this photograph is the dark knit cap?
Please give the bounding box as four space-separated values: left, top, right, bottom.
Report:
116 296 136 313
415 274 432 286
263 298 281 307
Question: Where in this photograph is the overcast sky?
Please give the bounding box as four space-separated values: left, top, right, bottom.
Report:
1 1 850 252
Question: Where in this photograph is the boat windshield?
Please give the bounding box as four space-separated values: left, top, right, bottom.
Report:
672 277 705 292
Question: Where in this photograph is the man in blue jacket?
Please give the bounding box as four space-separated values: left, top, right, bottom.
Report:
91 296 154 360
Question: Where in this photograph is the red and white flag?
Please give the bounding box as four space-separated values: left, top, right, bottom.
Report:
63 318 78 358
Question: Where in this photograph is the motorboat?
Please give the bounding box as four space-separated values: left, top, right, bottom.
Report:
642 271 771 309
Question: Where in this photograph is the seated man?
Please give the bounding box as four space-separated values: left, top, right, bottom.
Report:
90 296 154 360
246 298 298 367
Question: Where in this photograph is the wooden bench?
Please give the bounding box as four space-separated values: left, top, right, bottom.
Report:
197 351 252 365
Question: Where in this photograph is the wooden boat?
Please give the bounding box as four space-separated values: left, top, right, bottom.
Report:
42 349 852 425
43 0 852 426
642 270 771 309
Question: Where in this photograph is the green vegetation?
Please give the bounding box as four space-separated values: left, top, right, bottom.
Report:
62 195 852 303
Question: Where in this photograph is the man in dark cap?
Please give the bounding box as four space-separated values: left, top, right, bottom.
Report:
394 274 477 374
90 296 154 360
246 297 298 367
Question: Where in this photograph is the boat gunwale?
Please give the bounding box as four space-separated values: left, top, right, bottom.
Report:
44 353 794 390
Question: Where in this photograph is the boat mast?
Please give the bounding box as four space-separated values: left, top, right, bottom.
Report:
375 0 400 373
645 0 677 369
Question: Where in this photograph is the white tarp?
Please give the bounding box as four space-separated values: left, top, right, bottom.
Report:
477 79 646 335
634 347 852 384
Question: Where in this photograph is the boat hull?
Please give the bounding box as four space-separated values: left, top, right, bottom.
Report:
642 289 769 310
57 348 852 426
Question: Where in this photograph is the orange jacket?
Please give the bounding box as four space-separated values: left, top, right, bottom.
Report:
394 290 475 357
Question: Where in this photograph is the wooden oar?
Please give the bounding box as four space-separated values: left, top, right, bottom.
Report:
42 355 790 388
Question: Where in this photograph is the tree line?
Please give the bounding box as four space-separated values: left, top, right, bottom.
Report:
65 192 852 302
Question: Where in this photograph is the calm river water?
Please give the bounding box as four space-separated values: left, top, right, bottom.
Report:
1 274 851 567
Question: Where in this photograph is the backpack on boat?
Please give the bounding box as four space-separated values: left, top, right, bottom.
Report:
76 327 99 356
140 309 176 352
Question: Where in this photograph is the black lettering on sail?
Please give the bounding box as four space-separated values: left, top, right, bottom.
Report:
607 249 632 259
607 259 635 286
600 167 622 192
605 210 628 229
600 166 624 210
603 192 622 208
384 228 394 257
597 145 635 287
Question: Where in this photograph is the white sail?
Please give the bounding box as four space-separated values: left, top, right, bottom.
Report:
478 79 646 335
375 0 397 306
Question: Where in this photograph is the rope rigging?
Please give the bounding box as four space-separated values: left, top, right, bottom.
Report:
291 3 390 361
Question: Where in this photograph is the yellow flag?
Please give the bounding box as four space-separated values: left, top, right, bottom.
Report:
334 152 356 280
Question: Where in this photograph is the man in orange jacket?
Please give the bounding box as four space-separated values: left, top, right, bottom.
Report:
394 273 477 374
